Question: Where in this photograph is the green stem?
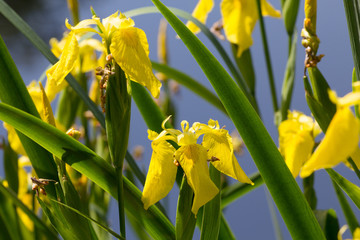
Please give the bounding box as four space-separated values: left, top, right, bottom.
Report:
255 0 279 112
116 167 126 238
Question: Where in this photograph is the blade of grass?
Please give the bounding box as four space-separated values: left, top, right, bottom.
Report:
151 61 227 114
149 1 325 239
0 102 175 239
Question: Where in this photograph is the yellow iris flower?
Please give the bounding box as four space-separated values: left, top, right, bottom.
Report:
187 0 281 57
47 11 161 99
278 111 321 178
142 118 253 215
300 90 360 178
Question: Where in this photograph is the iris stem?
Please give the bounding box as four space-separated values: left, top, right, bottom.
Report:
116 166 126 238
347 157 360 181
255 0 279 113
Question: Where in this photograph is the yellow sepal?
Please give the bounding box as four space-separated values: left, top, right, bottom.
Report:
110 27 161 98
141 141 177 210
301 108 360 178
186 0 214 33
175 144 219 215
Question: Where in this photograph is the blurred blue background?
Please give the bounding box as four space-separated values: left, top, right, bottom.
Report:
0 0 359 239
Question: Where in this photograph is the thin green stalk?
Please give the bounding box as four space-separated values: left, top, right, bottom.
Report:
347 157 360 181
255 0 279 112
116 167 126 238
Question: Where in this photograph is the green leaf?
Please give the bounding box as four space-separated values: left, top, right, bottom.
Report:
0 182 58 239
0 102 175 239
0 181 23 240
327 169 360 210
231 47 256 95
343 0 360 80
175 176 196 240
151 61 226 115
331 179 360 235
282 0 300 36
279 33 297 123
314 209 339 240
303 173 317 210
221 172 263 209
149 1 325 239
50 199 123 240
218 215 236 240
307 67 337 122
3 139 19 193
201 164 221 240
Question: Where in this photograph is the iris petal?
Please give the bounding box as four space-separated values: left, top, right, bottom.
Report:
142 141 177 210
110 28 161 98
186 0 214 33
175 144 219 215
202 128 252 184
301 108 360 178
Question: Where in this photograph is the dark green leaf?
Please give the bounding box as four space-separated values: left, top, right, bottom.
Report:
331 179 360 235
327 169 360 210
303 173 317 210
3 139 19 193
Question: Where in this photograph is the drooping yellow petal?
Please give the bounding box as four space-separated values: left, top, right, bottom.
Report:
301 108 360 178
66 18 101 35
220 0 280 57
282 128 314 177
142 141 177 210
202 127 252 184
186 0 214 34
110 27 161 98
39 82 56 127
45 31 79 101
175 144 219 215
3 123 26 156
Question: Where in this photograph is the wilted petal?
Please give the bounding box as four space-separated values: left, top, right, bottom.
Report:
175 144 219 215
301 108 360 178
186 0 214 33
45 31 79 101
39 82 56 127
202 127 252 184
110 28 161 98
142 141 177 210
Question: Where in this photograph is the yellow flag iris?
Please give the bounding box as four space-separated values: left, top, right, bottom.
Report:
48 11 161 99
142 118 253 215
300 90 360 178
187 0 281 57
278 111 321 177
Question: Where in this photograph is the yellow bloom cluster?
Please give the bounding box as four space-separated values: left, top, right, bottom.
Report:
279 87 360 178
187 0 281 57
47 11 161 99
142 118 253 215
